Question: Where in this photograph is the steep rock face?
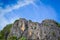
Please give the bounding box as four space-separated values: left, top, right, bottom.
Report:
9 18 60 40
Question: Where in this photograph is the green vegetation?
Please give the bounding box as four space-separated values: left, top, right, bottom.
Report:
14 20 19 23
52 31 56 37
44 23 49 26
7 36 27 40
2 24 12 33
58 36 60 40
7 36 17 40
55 22 60 27
0 19 60 40
0 23 27 40
18 36 27 40
57 23 60 27
29 20 32 22
34 27 36 29
0 32 5 40
0 24 12 40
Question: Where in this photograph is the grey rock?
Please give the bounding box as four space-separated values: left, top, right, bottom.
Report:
8 18 60 40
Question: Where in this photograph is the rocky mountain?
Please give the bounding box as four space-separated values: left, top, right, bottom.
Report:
0 18 60 40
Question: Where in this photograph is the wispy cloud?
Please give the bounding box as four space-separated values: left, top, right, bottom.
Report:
0 16 9 29
0 0 35 16
0 0 35 30
0 0 58 30
30 1 57 22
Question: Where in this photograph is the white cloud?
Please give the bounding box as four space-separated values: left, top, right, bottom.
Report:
0 0 35 15
0 0 58 30
31 1 57 22
0 0 35 30
0 16 9 30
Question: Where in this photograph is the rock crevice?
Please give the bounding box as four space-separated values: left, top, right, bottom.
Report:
8 18 60 40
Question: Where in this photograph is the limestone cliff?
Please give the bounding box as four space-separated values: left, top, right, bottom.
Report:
8 18 60 40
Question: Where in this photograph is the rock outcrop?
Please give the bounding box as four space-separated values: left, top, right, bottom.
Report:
8 18 60 40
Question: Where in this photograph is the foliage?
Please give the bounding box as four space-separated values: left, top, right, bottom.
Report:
29 20 32 22
55 22 60 27
18 36 27 40
7 36 17 40
14 20 19 23
52 31 56 37
2 24 12 33
0 32 5 40
58 36 60 40
44 23 49 26
57 23 60 27
0 24 12 40
0 19 60 40
0 23 27 40
34 26 36 29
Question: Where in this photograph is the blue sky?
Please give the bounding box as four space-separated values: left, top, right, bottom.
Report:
0 0 60 30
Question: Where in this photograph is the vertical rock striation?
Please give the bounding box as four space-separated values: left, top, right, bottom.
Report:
8 18 60 40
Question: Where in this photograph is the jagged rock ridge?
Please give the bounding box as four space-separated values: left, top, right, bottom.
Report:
8 18 60 40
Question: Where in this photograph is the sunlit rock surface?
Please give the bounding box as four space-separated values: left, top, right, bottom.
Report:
8 18 60 40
